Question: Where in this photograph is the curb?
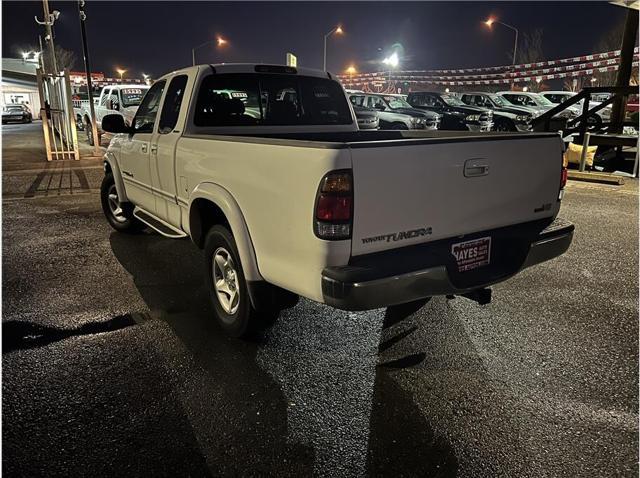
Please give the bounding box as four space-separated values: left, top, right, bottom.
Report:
567 171 626 185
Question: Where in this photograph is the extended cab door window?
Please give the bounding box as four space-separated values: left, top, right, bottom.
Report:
158 75 188 134
132 80 166 134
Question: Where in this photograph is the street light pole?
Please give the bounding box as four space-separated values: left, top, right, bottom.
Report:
192 36 228 66
323 26 342 72
485 18 518 88
77 0 100 154
486 19 519 65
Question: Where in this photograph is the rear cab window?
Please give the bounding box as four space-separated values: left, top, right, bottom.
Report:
192 73 353 127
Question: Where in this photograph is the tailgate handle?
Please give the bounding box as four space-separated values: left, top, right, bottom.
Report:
464 159 489 177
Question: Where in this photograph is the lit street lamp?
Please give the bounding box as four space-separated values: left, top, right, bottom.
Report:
323 25 343 72
484 17 519 67
116 68 126 82
142 73 150 85
192 36 228 66
345 65 356 83
382 52 399 84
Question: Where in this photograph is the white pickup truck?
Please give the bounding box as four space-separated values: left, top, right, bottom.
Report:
81 84 149 145
100 64 574 337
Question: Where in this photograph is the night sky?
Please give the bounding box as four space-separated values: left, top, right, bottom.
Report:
2 1 630 80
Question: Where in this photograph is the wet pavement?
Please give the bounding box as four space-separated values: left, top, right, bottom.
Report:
2 124 639 477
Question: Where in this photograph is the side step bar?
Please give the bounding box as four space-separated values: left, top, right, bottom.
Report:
133 208 187 239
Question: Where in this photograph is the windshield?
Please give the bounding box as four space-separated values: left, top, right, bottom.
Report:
532 93 554 106
441 94 464 106
120 88 149 108
489 95 507 106
383 96 412 109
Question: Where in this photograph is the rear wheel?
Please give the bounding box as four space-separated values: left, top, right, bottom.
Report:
204 225 269 337
100 173 144 233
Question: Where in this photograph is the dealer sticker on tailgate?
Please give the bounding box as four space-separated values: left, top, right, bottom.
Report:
451 237 491 272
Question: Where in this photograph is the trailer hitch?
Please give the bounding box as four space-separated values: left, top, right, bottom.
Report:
447 288 492 305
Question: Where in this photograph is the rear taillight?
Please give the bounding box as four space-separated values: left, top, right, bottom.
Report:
314 170 352 240
559 166 568 200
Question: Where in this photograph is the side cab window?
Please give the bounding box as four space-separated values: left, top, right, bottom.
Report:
100 88 110 107
132 80 166 134
158 75 188 134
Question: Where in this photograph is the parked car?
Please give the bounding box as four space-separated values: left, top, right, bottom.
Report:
99 63 573 337
406 91 494 131
2 104 32 124
348 93 440 130
460 92 537 131
496 91 580 120
352 105 379 130
541 91 611 123
81 84 149 145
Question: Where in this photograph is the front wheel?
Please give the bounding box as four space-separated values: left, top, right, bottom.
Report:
204 225 270 337
100 173 144 233
494 119 515 132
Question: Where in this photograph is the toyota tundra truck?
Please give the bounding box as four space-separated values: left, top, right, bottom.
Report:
99 63 574 337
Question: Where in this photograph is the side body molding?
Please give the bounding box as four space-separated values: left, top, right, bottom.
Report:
103 152 129 203
187 182 262 282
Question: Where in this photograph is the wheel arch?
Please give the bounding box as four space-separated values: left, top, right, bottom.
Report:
188 183 262 283
103 152 129 203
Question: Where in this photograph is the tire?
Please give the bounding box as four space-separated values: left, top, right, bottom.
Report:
100 173 144 233
586 114 602 130
391 122 409 130
494 118 515 132
204 225 267 337
85 119 95 145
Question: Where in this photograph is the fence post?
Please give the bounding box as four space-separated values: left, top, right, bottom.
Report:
579 132 591 172
63 69 80 160
36 68 53 162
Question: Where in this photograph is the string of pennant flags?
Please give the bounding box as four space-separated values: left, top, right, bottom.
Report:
337 47 640 87
343 61 639 87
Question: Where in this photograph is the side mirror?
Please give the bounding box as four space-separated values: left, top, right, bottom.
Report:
374 103 386 111
101 114 130 134
106 99 113 110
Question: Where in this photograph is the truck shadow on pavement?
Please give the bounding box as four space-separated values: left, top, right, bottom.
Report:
109 230 458 477
109 231 315 476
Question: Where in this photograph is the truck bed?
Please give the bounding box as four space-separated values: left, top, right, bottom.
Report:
185 130 559 148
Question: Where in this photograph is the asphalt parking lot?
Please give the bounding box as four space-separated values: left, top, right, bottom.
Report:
2 123 639 477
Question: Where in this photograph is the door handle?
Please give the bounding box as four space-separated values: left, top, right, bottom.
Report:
141 143 148 153
464 159 490 177
150 144 158 154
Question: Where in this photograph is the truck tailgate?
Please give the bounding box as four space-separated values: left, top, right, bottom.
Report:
350 135 563 256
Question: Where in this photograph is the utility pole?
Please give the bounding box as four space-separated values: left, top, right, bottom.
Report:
77 0 101 154
36 0 58 74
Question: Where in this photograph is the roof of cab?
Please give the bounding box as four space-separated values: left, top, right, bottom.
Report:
160 63 332 80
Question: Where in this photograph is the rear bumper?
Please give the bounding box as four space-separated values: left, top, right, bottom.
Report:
322 218 574 311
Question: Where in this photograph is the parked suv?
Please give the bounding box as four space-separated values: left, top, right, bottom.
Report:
541 91 611 123
496 91 580 120
348 93 440 130
406 91 493 131
461 92 536 131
